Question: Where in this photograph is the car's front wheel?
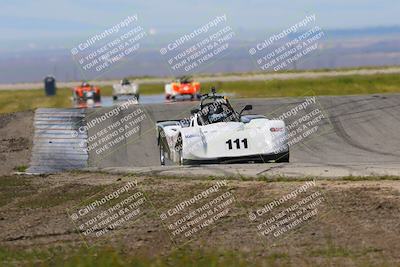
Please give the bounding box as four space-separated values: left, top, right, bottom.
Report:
178 149 184 165
176 135 184 165
159 143 165 166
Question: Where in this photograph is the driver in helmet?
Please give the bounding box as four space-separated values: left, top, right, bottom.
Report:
121 78 130 85
81 81 90 87
208 103 226 123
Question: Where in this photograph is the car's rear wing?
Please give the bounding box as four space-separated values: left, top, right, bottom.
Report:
156 119 181 123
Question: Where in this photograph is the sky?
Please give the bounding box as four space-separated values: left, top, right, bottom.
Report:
0 0 399 51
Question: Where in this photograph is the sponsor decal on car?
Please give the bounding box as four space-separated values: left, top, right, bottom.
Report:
185 134 201 138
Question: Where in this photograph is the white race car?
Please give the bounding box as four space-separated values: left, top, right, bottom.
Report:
156 89 289 165
112 79 139 100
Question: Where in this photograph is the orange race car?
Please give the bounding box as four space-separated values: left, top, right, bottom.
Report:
72 82 101 104
164 76 201 100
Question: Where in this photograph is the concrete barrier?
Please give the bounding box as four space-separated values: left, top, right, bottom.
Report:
27 108 88 173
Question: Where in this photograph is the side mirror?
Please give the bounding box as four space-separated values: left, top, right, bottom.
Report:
243 104 252 111
239 104 252 116
191 107 200 115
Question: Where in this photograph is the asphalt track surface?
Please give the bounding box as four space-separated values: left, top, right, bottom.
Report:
85 93 400 177
99 94 166 106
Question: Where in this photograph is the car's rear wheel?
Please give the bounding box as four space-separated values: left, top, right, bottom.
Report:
276 151 290 163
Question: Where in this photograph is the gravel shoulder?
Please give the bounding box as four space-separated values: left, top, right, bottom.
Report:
0 111 33 175
0 172 399 266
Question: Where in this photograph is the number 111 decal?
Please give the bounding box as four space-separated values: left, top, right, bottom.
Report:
226 138 248 150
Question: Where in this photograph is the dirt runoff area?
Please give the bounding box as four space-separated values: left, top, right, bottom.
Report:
0 111 34 175
0 171 399 266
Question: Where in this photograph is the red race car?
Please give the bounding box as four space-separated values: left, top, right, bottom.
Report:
72 82 101 104
164 76 201 100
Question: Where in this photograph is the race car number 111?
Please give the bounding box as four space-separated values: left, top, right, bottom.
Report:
226 138 248 150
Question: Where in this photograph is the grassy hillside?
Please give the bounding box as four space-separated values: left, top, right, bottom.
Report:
1 73 400 113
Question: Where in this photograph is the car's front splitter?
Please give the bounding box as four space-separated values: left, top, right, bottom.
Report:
183 151 289 165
